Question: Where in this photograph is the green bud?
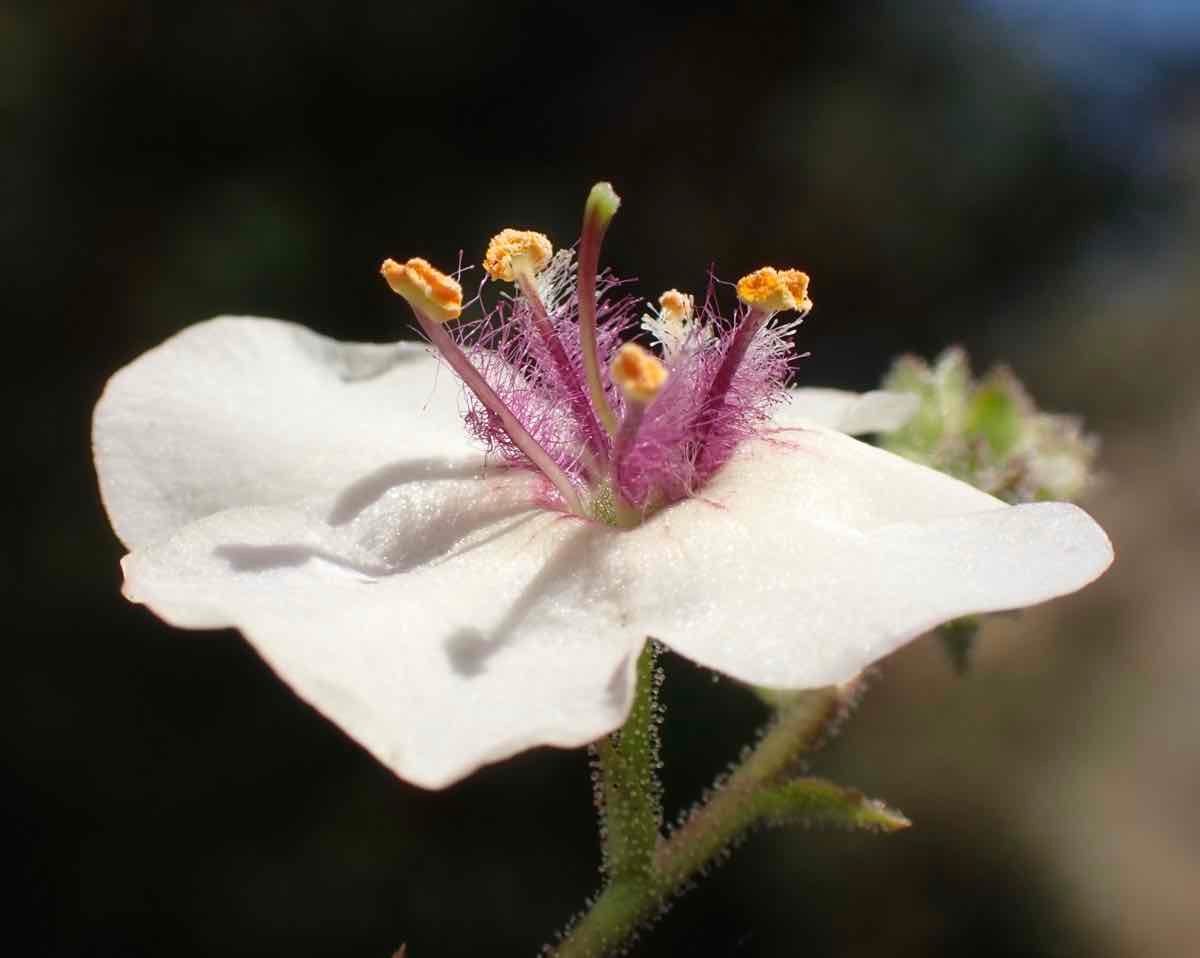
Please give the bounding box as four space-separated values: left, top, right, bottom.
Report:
880 347 1097 505
881 349 1098 673
967 368 1030 458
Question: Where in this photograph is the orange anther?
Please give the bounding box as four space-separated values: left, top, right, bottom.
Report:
380 257 463 323
482 229 553 282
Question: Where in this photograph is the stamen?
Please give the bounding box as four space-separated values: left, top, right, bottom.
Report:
735 266 811 314
655 288 696 355
694 266 813 463
610 343 668 525
381 257 584 514
658 289 694 324
482 229 553 283
380 257 463 323
578 182 622 436
611 342 668 404
484 230 611 466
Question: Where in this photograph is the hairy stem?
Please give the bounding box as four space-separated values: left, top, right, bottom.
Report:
550 681 862 958
593 642 661 882
654 681 858 884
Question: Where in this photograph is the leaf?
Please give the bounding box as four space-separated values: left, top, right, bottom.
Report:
749 778 910 833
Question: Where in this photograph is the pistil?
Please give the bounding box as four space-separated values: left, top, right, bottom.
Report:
578 182 622 436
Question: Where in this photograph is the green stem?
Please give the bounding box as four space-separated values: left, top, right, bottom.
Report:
549 879 659 958
550 682 861 958
593 642 661 882
654 681 857 884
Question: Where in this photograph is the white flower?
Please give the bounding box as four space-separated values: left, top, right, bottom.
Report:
93 316 1112 789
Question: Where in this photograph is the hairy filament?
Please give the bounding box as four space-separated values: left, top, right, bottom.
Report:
692 305 771 466
513 265 611 468
411 305 584 514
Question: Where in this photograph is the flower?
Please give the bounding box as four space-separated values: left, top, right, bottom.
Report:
93 185 1113 789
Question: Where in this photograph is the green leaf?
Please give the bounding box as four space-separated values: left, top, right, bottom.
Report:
750 778 910 833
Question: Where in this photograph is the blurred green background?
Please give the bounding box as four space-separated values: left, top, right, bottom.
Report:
8 0 1199 955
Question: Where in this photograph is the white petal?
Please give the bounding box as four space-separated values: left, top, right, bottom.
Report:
613 427 1112 688
94 316 474 550
774 388 919 435
121 467 646 789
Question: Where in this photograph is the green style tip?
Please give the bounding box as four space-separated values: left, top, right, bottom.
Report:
585 181 621 225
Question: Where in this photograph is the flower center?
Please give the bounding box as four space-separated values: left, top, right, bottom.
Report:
381 184 812 526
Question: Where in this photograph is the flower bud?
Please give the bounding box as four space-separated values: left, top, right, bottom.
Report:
881 347 1097 504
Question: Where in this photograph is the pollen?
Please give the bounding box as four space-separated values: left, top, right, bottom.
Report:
779 269 812 312
658 288 694 323
483 228 554 282
736 266 812 313
380 257 463 323
611 342 668 404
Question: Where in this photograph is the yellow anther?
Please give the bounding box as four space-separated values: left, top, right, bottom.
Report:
658 288 694 323
483 228 554 282
611 342 668 404
778 268 812 312
380 257 463 323
736 266 812 313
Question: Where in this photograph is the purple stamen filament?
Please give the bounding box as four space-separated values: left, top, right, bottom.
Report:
692 305 772 464
512 265 611 470
610 396 651 521
408 303 585 514
387 190 806 525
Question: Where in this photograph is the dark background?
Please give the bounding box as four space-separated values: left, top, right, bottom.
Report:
8 1 1200 955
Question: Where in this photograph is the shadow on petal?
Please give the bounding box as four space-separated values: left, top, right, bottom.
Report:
213 543 388 577
212 464 546 584
444 628 492 677
327 458 491 526
441 522 618 677
605 651 636 710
